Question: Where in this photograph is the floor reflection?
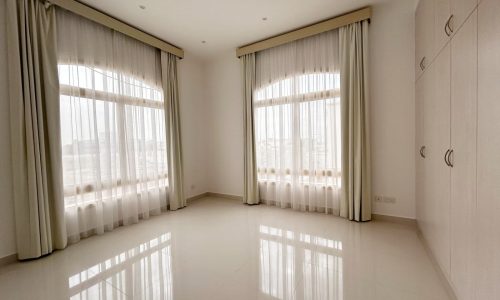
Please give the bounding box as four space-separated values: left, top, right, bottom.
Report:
0 198 453 300
69 233 173 300
259 225 343 300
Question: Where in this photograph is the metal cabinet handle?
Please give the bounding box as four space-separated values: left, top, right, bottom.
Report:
444 149 451 166
448 15 454 34
448 149 454 167
420 57 426 70
445 15 454 36
420 146 426 158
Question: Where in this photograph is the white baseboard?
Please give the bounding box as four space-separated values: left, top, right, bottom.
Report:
371 213 417 227
186 192 243 203
190 193 418 225
205 192 243 201
0 253 17 267
186 192 210 203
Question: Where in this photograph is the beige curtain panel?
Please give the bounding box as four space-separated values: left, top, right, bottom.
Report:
6 0 67 259
241 53 259 205
161 52 186 210
339 20 372 222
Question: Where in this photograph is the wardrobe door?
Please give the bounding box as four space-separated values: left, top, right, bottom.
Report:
415 77 426 222
450 10 477 300
419 63 433 241
426 44 452 279
416 0 435 77
435 0 451 54
450 0 478 33
416 0 425 78
477 0 500 298
418 69 435 244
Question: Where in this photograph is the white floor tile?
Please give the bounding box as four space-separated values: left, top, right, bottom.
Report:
0 197 451 300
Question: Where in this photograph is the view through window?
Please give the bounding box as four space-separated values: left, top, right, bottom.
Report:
58 64 168 208
254 72 342 189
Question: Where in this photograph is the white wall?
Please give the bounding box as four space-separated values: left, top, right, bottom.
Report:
203 0 416 218
0 0 17 259
204 52 244 196
178 54 210 198
369 0 415 218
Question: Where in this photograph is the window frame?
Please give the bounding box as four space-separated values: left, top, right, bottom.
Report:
253 72 342 187
58 64 168 206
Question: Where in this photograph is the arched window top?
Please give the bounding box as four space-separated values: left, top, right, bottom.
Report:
58 64 163 106
254 72 340 106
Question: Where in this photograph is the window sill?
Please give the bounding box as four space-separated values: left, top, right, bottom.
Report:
64 185 168 210
258 179 340 190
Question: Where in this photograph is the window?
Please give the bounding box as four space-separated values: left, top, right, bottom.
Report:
58 64 168 208
254 72 342 189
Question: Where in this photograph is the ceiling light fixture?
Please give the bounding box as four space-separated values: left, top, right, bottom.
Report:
262 17 268 21
201 40 206 44
139 5 146 10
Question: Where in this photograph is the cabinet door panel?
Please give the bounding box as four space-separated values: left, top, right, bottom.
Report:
450 10 477 300
426 44 452 279
416 77 426 221
477 0 500 298
417 0 436 74
424 0 436 66
418 70 435 249
435 0 451 54
451 0 477 33
416 0 425 78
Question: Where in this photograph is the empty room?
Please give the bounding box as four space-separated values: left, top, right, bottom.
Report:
0 0 497 299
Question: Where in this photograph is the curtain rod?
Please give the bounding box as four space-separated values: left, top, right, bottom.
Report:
49 0 184 59
236 6 372 58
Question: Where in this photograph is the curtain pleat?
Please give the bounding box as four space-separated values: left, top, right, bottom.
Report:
161 52 185 210
6 0 67 259
242 53 260 205
339 20 371 222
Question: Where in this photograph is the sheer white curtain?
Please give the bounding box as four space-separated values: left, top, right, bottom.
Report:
56 9 168 243
255 30 341 214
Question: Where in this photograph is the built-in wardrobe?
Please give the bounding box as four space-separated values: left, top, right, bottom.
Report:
415 0 500 298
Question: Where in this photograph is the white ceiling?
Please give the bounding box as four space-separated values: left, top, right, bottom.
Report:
80 0 403 61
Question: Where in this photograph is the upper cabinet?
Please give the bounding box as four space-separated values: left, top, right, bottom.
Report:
416 0 435 78
434 0 451 55
415 0 478 80
450 0 478 35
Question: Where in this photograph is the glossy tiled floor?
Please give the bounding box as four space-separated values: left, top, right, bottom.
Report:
0 197 451 300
